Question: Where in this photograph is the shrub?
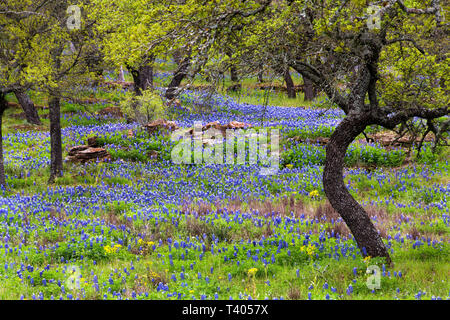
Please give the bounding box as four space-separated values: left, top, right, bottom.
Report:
119 89 166 125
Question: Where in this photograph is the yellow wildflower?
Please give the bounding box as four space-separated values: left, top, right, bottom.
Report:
309 190 319 198
104 244 121 254
306 244 315 256
301 244 316 257
247 268 258 276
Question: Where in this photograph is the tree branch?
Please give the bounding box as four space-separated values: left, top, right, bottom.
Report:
386 37 425 54
373 105 449 129
289 60 349 113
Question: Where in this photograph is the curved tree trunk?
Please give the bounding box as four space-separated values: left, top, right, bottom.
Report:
165 56 190 100
324 114 391 263
48 95 63 183
14 89 41 125
284 69 296 99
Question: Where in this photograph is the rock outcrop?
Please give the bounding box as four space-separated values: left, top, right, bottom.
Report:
143 119 179 135
65 136 111 163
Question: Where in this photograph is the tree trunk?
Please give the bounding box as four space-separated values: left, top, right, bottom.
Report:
258 70 264 83
173 49 182 65
230 66 238 83
284 69 296 99
303 75 317 101
323 114 391 263
14 89 41 125
129 65 154 96
0 93 7 187
165 56 190 100
48 95 63 183
139 65 153 91
91 68 104 87
226 66 242 92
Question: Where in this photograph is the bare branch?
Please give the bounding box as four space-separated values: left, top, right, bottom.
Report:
373 105 449 129
385 37 425 54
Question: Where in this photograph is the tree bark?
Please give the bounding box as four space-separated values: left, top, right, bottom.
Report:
257 63 264 83
173 49 182 65
303 75 316 101
258 70 264 83
48 95 63 183
0 93 7 187
323 114 391 263
230 66 239 83
13 89 41 125
165 56 190 100
128 64 154 96
227 66 241 92
284 69 296 99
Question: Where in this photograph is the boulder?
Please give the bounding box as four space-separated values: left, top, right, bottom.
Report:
66 143 111 163
225 121 252 130
144 119 179 135
98 106 123 118
87 136 98 147
188 121 252 137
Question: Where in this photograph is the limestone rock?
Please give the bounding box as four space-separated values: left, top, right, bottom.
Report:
143 119 179 135
98 106 123 118
66 143 111 163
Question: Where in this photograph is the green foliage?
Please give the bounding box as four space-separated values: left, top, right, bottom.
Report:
119 89 166 124
96 128 173 162
285 126 334 140
281 141 406 169
345 145 406 167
